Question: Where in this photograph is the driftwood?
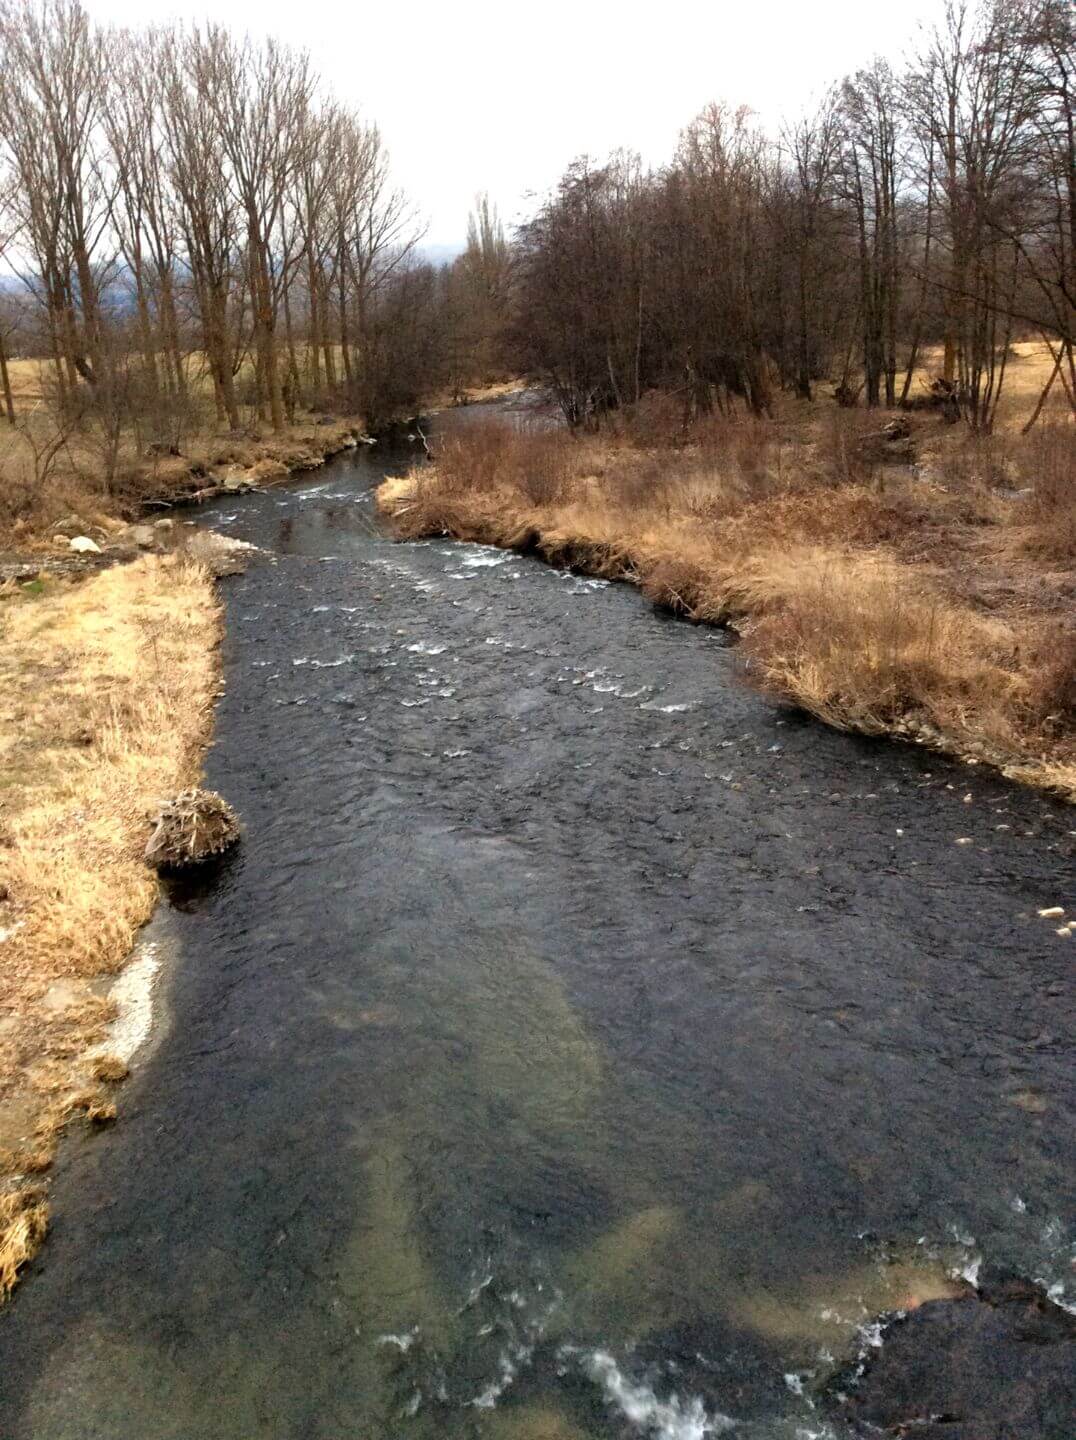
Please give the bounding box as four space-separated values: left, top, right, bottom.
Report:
145 789 240 869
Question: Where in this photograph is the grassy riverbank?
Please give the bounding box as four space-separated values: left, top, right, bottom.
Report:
0 372 364 555
0 555 220 1297
379 410 1076 802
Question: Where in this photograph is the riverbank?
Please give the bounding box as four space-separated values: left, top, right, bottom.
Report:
0 410 365 561
0 555 220 1297
378 414 1076 802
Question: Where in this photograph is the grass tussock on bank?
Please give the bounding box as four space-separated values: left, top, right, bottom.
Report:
0 555 220 1297
379 414 1076 800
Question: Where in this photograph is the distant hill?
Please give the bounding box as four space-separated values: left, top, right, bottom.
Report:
418 241 465 268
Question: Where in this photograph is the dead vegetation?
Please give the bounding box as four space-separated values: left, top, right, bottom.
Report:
0 403 362 553
0 554 220 1297
144 789 239 869
380 409 1076 800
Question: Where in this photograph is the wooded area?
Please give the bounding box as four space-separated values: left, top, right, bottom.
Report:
504 0 1074 433
0 0 1071 541
0 0 437 495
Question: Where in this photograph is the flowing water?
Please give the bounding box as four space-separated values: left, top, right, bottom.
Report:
0 435 1073 1438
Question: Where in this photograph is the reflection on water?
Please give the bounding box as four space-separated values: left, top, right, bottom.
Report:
0 437 1072 1439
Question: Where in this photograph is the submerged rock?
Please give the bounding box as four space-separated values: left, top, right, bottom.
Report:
144 789 240 870
826 1277 1076 1439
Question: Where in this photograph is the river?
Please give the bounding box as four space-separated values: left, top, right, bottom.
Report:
0 433 1072 1438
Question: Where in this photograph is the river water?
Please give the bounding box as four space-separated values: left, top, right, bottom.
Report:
0 437 1072 1438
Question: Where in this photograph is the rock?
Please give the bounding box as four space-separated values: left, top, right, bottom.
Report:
153 518 175 535
129 524 156 549
181 529 261 576
825 1277 1076 1439
68 536 101 554
144 788 240 869
52 514 86 537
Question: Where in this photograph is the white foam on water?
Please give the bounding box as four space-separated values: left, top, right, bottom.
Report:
576 1350 734 1439
460 548 511 569
957 1254 982 1287
407 641 447 655
309 655 354 669
468 1342 534 1409
377 1328 419 1352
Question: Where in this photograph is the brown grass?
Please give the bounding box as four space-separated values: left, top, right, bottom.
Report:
0 1186 48 1299
0 554 220 1297
0 391 362 551
380 411 1075 800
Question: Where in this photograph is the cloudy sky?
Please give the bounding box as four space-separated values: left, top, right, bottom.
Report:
85 0 942 247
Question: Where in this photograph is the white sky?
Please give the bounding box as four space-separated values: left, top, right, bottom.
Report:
85 0 942 246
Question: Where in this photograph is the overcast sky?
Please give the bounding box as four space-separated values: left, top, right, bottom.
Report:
85 0 942 247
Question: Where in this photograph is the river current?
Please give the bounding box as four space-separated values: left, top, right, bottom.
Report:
0 435 1072 1438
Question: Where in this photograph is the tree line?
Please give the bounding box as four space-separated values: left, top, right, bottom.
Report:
0 0 435 472
501 0 1075 432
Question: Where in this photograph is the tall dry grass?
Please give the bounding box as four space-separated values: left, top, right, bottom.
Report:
0 554 220 1297
382 414 1075 799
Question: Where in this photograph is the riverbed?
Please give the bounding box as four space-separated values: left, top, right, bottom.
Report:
0 436 1072 1438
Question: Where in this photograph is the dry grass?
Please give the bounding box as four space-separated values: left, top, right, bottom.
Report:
0 1186 48 1299
381 412 1075 800
902 339 1071 430
0 554 220 1297
0 377 362 551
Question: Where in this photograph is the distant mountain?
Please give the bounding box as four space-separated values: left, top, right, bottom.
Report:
418 241 465 268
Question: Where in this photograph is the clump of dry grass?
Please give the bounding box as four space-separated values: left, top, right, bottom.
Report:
144 788 240 869
740 562 1024 739
0 1186 48 1300
380 412 1075 800
0 554 220 1296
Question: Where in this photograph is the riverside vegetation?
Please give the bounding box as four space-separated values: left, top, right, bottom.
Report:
380 382 1076 800
0 0 1074 1316
381 0 1075 801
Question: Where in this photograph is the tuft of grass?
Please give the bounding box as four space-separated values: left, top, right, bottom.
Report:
0 1186 48 1300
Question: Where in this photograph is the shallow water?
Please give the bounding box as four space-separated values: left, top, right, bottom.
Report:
0 438 1073 1438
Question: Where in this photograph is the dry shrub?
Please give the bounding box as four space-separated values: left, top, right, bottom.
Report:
144 788 240 869
1017 424 1076 561
815 407 881 487
1022 624 1076 736
434 422 575 505
613 390 686 448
